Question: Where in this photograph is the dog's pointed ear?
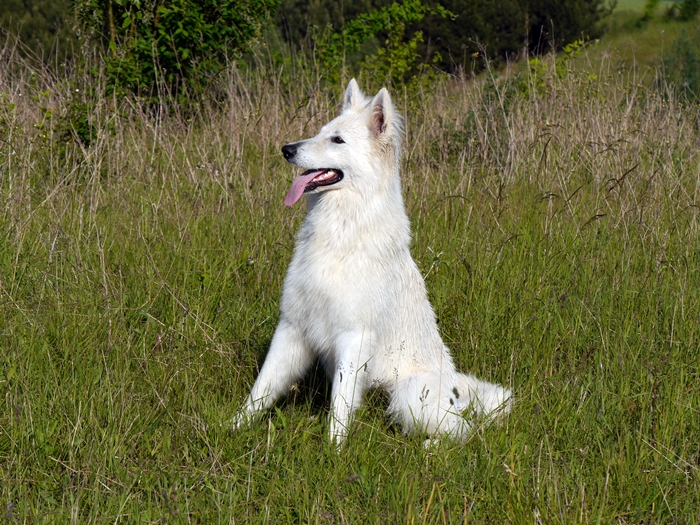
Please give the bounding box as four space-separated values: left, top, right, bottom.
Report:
343 78 364 111
369 88 394 138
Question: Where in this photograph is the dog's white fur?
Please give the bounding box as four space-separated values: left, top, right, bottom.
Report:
234 79 510 444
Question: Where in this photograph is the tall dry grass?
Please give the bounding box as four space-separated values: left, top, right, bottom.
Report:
3 40 698 221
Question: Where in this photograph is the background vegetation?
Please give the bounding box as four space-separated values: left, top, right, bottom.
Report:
1 0 700 523
1 0 77 62
73 0 279 98
1 0 617 75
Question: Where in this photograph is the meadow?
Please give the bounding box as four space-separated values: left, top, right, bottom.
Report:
1 26 700 524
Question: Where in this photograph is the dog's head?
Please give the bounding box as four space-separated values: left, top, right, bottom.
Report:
282 79 403 206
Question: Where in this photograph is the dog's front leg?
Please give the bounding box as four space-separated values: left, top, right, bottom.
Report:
233 319 313 429
328 332 371 445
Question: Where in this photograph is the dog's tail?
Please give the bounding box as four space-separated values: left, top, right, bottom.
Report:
456 372 512 420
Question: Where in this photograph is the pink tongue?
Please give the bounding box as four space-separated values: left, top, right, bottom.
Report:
284 170 325 207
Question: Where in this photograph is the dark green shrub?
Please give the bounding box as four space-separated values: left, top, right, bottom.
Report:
312 0 452 86
0 0 77 62
665 0 700 20
276 0 393 48
75 0 279 99
679 0 700 20
638 0 660 25
273 0 613 74
663 29 700 102
419 0 612 72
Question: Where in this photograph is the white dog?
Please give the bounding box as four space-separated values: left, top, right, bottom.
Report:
234 79 510 444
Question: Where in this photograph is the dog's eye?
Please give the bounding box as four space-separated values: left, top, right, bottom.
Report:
331 136 345 144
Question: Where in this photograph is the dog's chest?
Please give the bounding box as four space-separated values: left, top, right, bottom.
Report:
293 238 381 301
282 227 395 331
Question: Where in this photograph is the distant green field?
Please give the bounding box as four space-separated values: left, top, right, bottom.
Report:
586 4 700 71
615 0 676 10
615 0 647 9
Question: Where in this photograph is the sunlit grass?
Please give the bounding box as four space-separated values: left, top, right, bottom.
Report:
595 12 699 71
1 38 699 522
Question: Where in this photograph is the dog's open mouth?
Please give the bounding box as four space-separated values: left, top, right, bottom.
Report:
284 168 344 207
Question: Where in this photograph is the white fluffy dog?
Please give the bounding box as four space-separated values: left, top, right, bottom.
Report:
234 79 510 444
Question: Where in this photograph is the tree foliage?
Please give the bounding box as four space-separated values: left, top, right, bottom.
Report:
309 0 453 85
663 27 700 102
274 0 614 73
0 0 78 62
276 0 393 47
678 0 700 20
420 0 614 71
666 0 700 21
75 0 279 97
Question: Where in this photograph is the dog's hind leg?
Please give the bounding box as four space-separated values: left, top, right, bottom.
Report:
388 372 471 441
233 319 313 429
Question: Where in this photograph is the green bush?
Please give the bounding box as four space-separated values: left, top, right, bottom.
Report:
313 0 452 85
75 0 279 99
275 0 393 48
679 0 700 21
663 28 700 102
0 0 77 62
665 0 700 20
638 0 660 25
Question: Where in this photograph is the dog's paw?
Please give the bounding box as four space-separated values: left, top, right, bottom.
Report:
423 437 442 449
231 411 251 431
328 419 349 448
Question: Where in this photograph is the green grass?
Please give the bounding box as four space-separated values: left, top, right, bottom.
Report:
1 39 700 523
595 13 700 70
614 0 676 11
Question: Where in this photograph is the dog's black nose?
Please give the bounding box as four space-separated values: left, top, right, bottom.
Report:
282 144 297 160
